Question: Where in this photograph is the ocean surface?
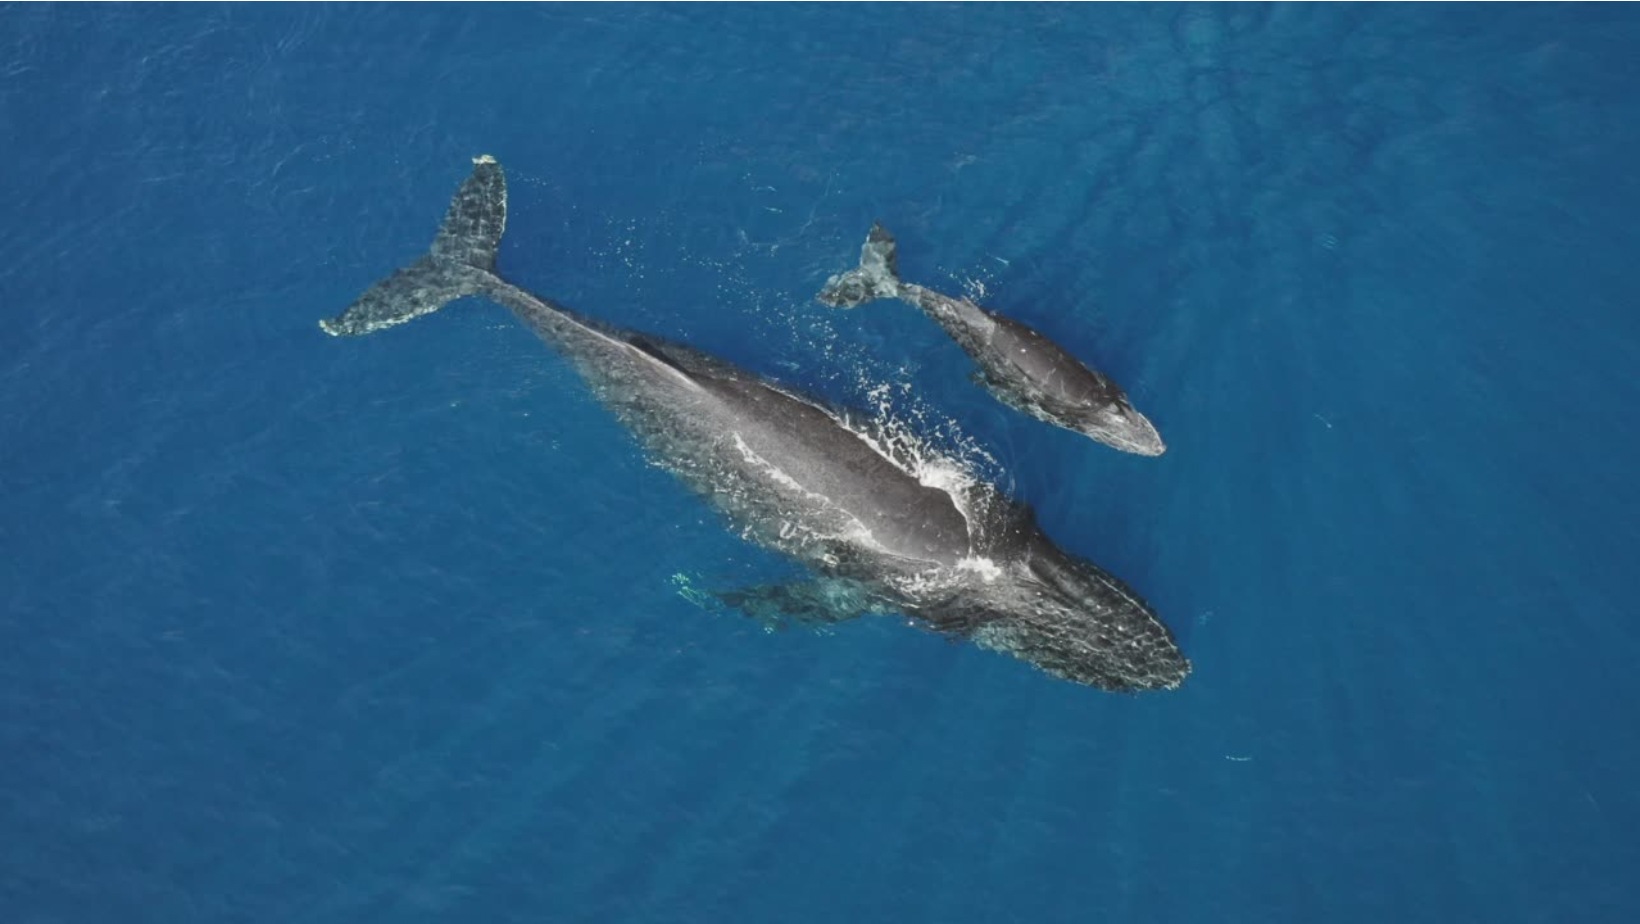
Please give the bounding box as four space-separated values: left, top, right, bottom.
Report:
4 4 1638 923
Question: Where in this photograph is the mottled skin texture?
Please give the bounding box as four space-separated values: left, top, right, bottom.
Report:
818 223 1167 456
319 159 1189 692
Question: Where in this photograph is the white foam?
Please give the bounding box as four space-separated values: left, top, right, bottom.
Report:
845 381 995 528
956 555 1003 583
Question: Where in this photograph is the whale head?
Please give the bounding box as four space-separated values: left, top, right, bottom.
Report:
1077 398 1166 457
937 507 1189 693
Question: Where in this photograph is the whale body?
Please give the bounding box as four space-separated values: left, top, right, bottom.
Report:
320 158 1189 693
819 224 1166 456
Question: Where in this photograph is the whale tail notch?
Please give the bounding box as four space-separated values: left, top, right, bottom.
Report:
817 221 902 309
319 155 508 337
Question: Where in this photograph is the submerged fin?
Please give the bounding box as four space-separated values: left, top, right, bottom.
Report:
816 221 902 308
715 577 888 632
319 155 507 336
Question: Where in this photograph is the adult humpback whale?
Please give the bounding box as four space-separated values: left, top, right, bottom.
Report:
819 224 1166 456
321 157 1189 693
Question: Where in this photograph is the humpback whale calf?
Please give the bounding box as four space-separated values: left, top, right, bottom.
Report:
321 158 1189 693
819 224 1166 456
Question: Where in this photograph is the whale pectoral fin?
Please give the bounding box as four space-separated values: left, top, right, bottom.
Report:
715 578 885 633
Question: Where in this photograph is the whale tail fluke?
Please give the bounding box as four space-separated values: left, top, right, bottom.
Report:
817 221 902 308
320 155 508 337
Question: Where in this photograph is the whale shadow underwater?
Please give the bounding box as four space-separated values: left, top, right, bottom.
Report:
320 157 1189 693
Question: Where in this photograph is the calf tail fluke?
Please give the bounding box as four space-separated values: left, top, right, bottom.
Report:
817 221 903 308
319 155 508 337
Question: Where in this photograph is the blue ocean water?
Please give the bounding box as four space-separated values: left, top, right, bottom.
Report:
4 3 1639 922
